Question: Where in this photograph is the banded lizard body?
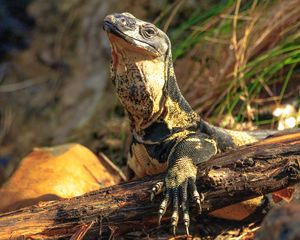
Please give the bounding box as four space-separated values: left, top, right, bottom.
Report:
103 12 275 234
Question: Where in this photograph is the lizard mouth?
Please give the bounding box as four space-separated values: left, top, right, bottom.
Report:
103 20 126 39
103 20 160 57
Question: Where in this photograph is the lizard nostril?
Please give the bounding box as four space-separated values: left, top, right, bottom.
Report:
104 15 114 22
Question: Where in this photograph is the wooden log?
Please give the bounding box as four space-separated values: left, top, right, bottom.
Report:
0 132 299 239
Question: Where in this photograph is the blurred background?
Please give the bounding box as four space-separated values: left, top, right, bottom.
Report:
0 0 299 185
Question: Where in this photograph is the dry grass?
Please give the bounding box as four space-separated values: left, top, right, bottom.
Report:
173 0 300 127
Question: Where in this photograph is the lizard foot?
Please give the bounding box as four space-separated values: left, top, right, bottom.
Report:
157 176 202 236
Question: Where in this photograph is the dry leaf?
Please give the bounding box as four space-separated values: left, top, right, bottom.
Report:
272 187 295 203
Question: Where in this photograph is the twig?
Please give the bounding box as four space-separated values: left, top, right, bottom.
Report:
163 0 185 32
98 152 127 181
0 107 13 145
0 77 49 93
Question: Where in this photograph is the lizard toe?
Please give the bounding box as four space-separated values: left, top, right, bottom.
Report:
171 210 178 235
158 189 170 225
171 188 179 235
150 181 164 201
189 177 203 214
180 180 190 236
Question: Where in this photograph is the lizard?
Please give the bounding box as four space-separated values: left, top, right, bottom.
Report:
103 12 277 235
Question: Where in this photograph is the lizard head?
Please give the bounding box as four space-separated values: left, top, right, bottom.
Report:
103 12 170 58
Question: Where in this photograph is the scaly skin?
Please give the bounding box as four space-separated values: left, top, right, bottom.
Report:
103 12 274 235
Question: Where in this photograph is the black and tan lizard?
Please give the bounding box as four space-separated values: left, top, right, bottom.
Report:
103 12 278 235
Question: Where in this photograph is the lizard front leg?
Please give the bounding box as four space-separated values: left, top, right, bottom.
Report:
156 134 217 235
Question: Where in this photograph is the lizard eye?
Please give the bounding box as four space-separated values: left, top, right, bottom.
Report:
141 25 157 38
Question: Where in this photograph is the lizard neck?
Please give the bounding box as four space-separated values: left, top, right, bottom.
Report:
109 33 199 142
163 61 200 129
109 33 169 132
134 57 200 143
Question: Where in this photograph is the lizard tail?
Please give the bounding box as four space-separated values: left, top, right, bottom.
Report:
242 129 279 140
246 128 300 139
200 119 298 149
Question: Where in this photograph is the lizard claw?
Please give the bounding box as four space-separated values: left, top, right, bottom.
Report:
158 213 162 226
182 202 190 236
194 195 202 214
185 222 190 236
171 189 179 235
189 178 203 214
171 215 178 236
151 181 164 201
158 190 169 225
181 180 190 236
172 225 177 236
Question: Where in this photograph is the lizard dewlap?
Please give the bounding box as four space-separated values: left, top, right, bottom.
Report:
103 12 276 234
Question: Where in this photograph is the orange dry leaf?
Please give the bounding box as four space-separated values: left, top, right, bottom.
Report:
210 197 264 221
272 187 295 203
0 143 120 213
